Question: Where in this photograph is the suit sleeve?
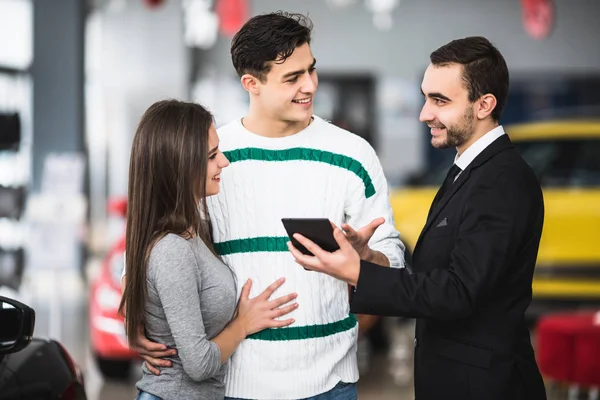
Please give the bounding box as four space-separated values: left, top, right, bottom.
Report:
350 169 537 319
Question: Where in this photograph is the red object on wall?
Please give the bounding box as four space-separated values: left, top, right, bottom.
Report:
520 0 554 40
143 0 165 9
216 0 249 37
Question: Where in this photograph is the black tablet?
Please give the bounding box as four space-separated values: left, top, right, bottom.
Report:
281 218 340 256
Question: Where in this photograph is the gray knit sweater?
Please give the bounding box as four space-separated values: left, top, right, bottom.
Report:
136 234 237 400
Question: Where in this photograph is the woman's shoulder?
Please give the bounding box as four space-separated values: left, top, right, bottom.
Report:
149 234 219 267
148 234 197 272
151 233 193 254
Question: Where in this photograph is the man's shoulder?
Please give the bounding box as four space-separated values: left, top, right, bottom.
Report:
216 119 241 136
475 146 541 194
313 116 376 156
315 116 366 142
216 119 245 150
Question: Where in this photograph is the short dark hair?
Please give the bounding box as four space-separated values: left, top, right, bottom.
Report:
430 36 509 122
231 11 313 82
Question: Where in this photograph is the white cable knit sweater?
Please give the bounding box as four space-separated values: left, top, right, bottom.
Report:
207 116 405 399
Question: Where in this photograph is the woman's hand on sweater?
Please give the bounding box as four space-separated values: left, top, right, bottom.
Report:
234 278 298 336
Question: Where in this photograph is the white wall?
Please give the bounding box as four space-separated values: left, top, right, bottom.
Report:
86 0 188 249
197 0 600 184
245 0 600 76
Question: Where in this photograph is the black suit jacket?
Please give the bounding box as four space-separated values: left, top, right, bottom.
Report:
350 134 547 400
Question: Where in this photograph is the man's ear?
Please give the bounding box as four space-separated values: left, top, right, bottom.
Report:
476 94 497 120
241 73 261 94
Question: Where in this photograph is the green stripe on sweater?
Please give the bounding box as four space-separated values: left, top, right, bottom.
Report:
214 236 289 255
223 147 375 198
248 314 358 341
213 237 358 340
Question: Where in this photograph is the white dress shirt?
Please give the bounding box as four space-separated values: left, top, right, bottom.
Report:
453 125 506 180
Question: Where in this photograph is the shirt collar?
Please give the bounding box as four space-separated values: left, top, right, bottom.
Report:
454 125 506 170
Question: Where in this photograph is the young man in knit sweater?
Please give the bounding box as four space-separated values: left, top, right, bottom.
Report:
133 11 405 400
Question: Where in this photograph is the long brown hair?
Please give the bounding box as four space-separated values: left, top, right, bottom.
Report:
119 99 217 345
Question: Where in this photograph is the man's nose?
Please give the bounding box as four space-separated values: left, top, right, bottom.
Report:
419 103 434 123
300 73 316 94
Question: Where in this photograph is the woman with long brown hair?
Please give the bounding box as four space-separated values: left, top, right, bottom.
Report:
119 100 298 400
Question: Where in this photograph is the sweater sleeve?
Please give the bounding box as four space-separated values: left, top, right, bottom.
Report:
148 237 223 381
344 144 406 268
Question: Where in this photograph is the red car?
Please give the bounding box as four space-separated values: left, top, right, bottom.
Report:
88 197 138 379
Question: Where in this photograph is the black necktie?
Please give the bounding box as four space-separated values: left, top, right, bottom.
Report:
431 164 461 211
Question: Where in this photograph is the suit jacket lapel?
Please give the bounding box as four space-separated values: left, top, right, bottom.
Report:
423 166 471 231
420 168 472 238
414 135 514 251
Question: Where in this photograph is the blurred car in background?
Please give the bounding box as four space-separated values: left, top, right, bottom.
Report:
88 197 137 379
390 119 600 318
0 295 87 399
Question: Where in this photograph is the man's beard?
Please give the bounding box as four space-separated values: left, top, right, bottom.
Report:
435 107 474 149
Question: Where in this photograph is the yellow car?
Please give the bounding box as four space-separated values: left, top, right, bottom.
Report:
390 120 600 314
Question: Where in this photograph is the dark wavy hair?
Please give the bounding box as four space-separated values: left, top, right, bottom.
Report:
430 36 509 122
231 11 313 82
